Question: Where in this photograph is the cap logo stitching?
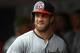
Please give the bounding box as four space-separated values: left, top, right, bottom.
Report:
34 1 44 10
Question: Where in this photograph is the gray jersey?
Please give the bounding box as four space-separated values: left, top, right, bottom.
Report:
6 30 66 53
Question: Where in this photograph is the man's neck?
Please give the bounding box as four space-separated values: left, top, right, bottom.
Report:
34 28 53 42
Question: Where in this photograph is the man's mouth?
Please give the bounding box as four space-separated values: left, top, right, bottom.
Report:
38 22 44 25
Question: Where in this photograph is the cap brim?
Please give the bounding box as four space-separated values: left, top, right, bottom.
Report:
32 10 52 15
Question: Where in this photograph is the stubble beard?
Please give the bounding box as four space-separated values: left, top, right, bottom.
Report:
35 23 50 32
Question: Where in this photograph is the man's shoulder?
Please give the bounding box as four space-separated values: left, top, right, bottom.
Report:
13 30 34 42
18 30 34 39
22 30 34 36
54 34 65 44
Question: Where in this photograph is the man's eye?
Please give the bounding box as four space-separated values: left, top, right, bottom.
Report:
35 15 39 17
35 13 40 17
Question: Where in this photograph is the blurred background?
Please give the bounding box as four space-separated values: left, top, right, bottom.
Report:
0 0 80 53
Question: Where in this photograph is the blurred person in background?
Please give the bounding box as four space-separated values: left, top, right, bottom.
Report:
6 1 68 53
65 9 80 53
59 9 80 53
2 16 32 53
71 9 80 32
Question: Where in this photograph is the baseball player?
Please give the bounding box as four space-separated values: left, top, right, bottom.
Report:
6 1 67 53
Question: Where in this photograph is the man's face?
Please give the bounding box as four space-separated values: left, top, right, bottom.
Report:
34 12 52 32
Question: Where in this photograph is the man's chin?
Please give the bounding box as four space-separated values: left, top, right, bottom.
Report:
35 24 50 32
38 29 46 32
37 27 48 32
